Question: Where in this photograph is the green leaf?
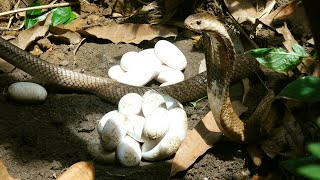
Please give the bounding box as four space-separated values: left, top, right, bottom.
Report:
280 156 319 176
297 165 320 180
292 44 308 57
51 7 72 26
278 76 320 102
25 11 51 29
26 1 41 15
64 12 77 25
308 143 320 159
250 45 306 72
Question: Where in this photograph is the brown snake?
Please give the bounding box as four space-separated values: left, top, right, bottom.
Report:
0 13 274 143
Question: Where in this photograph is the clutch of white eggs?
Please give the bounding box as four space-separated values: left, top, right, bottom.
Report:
88 90 188 167
107 40 187 86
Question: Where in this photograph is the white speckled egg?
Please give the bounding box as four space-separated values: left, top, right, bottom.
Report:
116 135 142 167
154 40 187 70
141 107 187 161
87 139 116 163
8 82 47 103
100 112 128 151
127 115 147 142
141 90 166 117
143 107 169 140
118 93 142 116
97 110 118 136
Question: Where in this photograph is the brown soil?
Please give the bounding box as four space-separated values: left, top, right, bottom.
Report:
0 37 276 179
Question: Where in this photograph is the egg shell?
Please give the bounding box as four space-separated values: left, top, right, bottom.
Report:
100 112 128 151
8 82 47 103
143 107 169 140
142 108 187 161
154 40 187 70
97 110 118 136
108 65 126 81
141 90 166 117
138 48 162 73
120 51 140 71
155 65 184 83
162 94 184 110
87 139 116 164
117 69 158 86
116 135 142 167
127 115 147 142
118 93 142 116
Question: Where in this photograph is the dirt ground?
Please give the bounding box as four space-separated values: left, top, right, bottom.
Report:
0 36 281 179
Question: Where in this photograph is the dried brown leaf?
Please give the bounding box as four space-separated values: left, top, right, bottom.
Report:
83 24 177 44
57 161 95 180
11 25 49 50
224 0 259 23
277 23 298 52
170 112 222 177
49 26 82 44
0 59 15 73
0 160 15 180
260 0 310 34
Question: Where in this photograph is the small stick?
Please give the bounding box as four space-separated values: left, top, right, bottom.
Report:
0 2 79 17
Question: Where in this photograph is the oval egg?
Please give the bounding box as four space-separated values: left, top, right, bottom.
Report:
116 135 142 167
8 82 47 103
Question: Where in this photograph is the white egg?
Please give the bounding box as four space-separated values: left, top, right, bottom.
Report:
120 51 140 71
116 135 142 167
117 69 158 86
87 139 116 163
143 107 169 140
108 65 126 81
154 40 187 70
118 93 142 116
8 82 47 103
127 115 147 142
142 108 187 161
100 112 128 151
97 110 118 136
139 48 162 73
141 90 166 117
155 65 184 83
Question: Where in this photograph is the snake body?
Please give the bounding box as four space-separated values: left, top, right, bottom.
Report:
0 13 273 143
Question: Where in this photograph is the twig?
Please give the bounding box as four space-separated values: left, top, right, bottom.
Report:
73 38 87 66
0 2 79 17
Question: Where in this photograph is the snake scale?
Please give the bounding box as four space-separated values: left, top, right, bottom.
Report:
0 13 274 143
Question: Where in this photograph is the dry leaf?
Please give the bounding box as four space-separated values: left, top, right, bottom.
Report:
57 161 95 180
260 0 310 34
277 23 298 52
0 160 15 180
64 18 87 32
83 24 177 44
11 25 49 50
170 112 222 177
232 101 248 116
224 0 259 23
49 26 82 44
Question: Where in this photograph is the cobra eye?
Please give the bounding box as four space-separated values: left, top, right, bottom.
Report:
196 20 201 25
